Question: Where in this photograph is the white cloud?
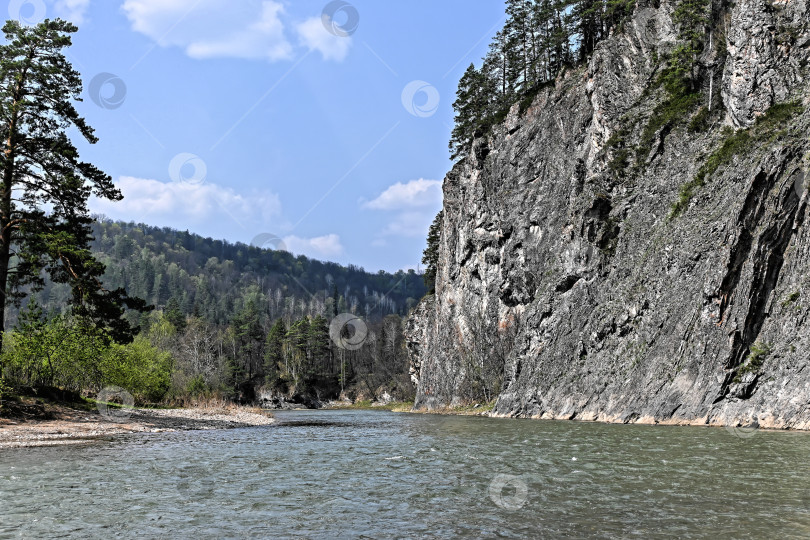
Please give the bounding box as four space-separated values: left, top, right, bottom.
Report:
380 211 436 238
53 0 90 23
363 179 443 241
363 178 442 210
89 176 282 228
122 0 292 61
295 17 351 61
283 233 344 258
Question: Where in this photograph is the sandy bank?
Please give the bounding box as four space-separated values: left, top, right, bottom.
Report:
0 405 274 449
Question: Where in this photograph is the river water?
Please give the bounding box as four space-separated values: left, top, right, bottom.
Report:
2 410 810 539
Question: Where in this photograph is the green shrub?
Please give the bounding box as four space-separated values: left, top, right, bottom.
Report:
1 311 172 405
101 337 173 403
782 291 800 307
757 101 804 127
607 127 633 179
186 374 210 398
734 342 772 382
636 91 700 167
0 375 8 410
688 106 710 132
1 314 109 391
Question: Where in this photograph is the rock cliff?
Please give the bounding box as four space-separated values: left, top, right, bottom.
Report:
406 0 810 429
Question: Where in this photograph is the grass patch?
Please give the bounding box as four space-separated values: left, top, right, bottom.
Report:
670 101 805 218
781 290 801 308
734 342 772 382
451 401 496 414
688 106 710 132
635 91 700 168
412 400 497 415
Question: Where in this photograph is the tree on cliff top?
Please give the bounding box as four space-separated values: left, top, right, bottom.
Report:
0 19 148 351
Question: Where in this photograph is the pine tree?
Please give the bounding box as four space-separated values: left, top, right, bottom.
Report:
449 64 494 160
307 314 331 375
505 0 533 90
285 317 311 384
232 299 264 380
164 297 186 332
422 211 443 293
573 0 605 59
0 20 147 350
449 64 482 159
331 284 339 317
669 0 711 92
264 318 286 384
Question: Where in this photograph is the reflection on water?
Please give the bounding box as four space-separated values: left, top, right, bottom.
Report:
2 410 810 539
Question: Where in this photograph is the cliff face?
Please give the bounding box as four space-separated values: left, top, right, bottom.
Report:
406 0 810 428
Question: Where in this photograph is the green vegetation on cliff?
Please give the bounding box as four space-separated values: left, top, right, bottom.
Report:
671 101 805 218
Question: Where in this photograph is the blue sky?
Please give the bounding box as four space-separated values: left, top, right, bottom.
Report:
8 0 505 272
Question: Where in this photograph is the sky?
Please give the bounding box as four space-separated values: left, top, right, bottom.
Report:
6 0 505 272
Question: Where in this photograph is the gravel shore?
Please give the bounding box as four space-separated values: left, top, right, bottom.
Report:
0 405 274 449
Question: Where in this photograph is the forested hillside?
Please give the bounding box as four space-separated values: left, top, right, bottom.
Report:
0 16 423 409
3 217 422 406
18 218 425 329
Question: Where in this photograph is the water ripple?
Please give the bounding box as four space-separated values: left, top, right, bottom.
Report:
2 410 810 538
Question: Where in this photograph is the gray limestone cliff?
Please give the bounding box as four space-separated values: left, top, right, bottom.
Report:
405 0 810 429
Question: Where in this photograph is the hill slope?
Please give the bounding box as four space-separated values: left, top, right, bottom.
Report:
20 220 426 327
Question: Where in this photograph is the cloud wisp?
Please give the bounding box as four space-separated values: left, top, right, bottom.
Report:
123 0 353 62
283 234 345 258
122 0 292 61
362 178 442 210
363 179 443 243
89 176 282 228
296 17 351 61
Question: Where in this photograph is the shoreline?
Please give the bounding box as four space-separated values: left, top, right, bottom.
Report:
0 404 274 449
406 404 810 433
6 400 805 448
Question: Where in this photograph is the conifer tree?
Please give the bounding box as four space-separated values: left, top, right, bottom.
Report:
164 297 186 332
233 299 263 380
449 64 488 159
421 211 443 293
0 20 147 350
669 0 710 92
264 318 286 384
307 315 331 374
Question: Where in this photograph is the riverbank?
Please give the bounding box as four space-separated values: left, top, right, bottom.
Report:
410 402 810 433
324 399 415 412
0 401 274 448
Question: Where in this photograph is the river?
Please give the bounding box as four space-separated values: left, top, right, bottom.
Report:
1 410 810 539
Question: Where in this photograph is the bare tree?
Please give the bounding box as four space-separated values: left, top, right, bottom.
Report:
456 311 521 404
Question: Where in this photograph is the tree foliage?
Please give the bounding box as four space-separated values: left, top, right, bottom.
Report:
449 0 639 159
421 211 443 293
1 296 169 401
0 20 147 350
2 219 427 330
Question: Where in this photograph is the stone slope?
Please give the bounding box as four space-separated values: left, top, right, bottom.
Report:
406 0 810 429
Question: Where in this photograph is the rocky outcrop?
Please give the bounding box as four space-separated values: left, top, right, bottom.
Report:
405 0 810 429
723 0 808 126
